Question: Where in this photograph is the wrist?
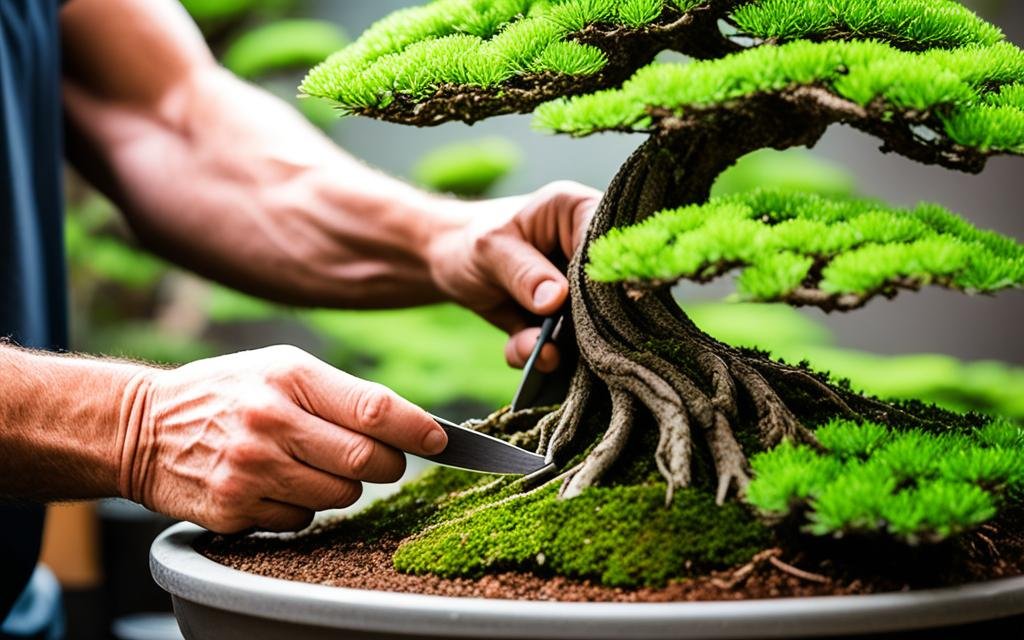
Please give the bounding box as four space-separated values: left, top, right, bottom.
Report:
115 367 159 505
0 346 150 500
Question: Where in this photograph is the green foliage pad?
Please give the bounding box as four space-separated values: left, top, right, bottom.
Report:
587 189 1024 307
535 39 1024 154
746 419 1024 543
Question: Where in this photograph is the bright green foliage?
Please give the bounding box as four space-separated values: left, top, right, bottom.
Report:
746 419 1024 543
586 189 1024 302
393 482 769 587
222 20 348 79
815 420 891 460
299 0 660 111
730 0 1004 50
302 0 1011 122
413 137 524 197
534 39 1024 152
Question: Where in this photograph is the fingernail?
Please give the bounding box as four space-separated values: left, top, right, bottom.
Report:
533 280 561 309
423 428 448 454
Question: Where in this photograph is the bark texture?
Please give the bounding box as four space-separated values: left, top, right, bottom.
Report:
472 95 974 504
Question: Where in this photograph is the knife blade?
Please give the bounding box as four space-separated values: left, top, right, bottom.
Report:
421 415 553 476
511 306 576 412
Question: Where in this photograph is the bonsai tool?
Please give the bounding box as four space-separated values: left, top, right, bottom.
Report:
512 304 576 412
424 415 553 475
420 305 574 476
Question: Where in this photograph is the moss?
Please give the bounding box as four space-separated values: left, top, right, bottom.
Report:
393 483 770 587
342 467 492 541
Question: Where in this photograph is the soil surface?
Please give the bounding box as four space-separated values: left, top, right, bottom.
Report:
197 513 1024 603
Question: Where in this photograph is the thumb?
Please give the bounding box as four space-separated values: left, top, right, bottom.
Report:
485 234 568 315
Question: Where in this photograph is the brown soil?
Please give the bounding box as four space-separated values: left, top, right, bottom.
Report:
197 515 1024 604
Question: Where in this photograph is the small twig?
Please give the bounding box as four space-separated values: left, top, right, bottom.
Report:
976 531 999 557
712 548 781 589
769 556 830 584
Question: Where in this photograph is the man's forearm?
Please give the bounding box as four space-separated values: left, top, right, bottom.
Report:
0 345 141 500
62 0 470 308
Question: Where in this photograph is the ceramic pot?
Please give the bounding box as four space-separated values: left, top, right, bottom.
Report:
151 522 1024 639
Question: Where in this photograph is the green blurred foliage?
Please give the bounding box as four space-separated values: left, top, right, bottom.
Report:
206 287 519 409
712 148 857 198
65 195 164 290
222 19 348 79
180 0 295 25
412 137 524 198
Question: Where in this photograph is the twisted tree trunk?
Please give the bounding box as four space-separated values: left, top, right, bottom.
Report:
477 107 961 505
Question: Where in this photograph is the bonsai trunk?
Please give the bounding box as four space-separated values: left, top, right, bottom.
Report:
479 110 953 505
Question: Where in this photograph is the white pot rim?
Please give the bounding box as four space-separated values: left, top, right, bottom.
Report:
151 521 1024 639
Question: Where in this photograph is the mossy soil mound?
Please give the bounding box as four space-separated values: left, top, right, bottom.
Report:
197 456 1024 601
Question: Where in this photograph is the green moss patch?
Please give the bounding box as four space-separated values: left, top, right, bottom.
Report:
393 482 769 588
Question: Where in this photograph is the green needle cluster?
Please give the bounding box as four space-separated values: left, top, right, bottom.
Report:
300 0 697 112
535 39 1024 150
730 0 1003 50
586 189 1024 304
301 0 1008 120
746 419 1024 543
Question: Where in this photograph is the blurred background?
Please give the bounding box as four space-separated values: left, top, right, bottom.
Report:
37 1 1024 639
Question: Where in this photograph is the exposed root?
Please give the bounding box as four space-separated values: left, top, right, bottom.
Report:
709 548 781 590
750 360 859 420
729 357 816 447
536 404 566 454
412 465 580 539
544 366 595 463
768 556 831 584
560 389 634 499
706 412 752 505
699 352 741 421
467 405 557 439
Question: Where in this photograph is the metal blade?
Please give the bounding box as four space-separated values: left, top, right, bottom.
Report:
511 309 576 412
511 314 561 412
421 416 552 475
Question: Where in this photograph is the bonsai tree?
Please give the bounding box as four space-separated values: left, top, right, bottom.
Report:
226 0 1024 588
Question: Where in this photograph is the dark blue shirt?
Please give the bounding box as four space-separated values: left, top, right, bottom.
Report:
0 0 67 620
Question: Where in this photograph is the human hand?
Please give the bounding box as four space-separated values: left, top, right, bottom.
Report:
427 181 600 373
115 345 446 533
